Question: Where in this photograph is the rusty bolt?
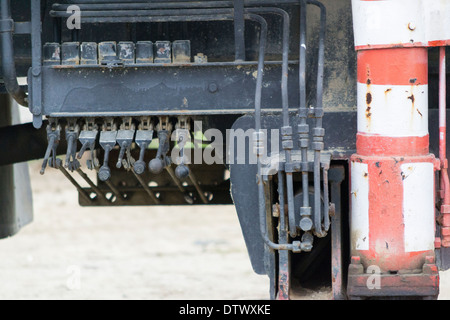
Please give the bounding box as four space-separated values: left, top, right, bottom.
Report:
408 22 416 31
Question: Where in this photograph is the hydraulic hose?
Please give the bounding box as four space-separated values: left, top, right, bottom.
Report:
0 0 28 106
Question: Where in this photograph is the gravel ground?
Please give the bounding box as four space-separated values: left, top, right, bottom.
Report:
0 161 448 300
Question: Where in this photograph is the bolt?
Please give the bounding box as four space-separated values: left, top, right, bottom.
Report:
208 82 218 93
299 216 313 231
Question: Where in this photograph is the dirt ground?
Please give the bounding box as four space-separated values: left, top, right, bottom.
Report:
0 161 448 300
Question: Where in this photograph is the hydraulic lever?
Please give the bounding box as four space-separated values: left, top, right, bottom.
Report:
77 119 99 170
133 116 154 175
98 119 117 182
64 120 80 171
40 120 61 175
116 117 135 170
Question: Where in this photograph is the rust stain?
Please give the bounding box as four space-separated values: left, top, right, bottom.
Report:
416 109 423 117
408 84 416 129
366 92 372 105
365 77 372 131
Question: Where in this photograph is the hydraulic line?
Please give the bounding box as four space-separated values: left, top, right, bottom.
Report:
250 13 301 252
308 0 326 237
0 0 28 107
247 7 297 238
298 0 312 235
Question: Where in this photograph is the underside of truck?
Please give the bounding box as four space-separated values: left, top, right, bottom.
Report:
1 0 450 300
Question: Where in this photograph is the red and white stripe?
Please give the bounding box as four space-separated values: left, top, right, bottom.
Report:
350 0 443 273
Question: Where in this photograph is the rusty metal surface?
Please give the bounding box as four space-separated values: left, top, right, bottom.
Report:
347 256 440 299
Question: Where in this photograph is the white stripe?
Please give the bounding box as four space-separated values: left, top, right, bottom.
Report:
352 0 425 48
352 0 450 48
357 83 428 137
426 1 450 44
401 162 435 253
351 161 369 251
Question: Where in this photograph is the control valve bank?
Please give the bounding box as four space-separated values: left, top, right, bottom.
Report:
1 0 450 299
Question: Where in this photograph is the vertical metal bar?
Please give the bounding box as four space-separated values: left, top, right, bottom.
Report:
439 46 450 248
233 0 246 61
329 166 345 300
439 47 450 205
323 165 330 232
31 0 43 128
277 171 290 300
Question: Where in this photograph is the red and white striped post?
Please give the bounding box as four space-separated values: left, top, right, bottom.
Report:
350 47 437 273
350 0 438 276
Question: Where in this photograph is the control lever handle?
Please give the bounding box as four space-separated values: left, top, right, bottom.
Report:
116 126 135 169
65 124 80 171
174 128 190 180
149 129 171 174
77 124 99 169
40 123 61 175
134 129 154 175
98 130 117 181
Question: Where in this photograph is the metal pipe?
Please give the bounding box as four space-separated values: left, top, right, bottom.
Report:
323 165 330 232
309 0 326 237
249 13 300 252
298 0 311 235
0 0 28 106
439 46 450 206
50 8 234 18
248 7 297 237
233 0 246 62
80 15 234 24
52 0 302 11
